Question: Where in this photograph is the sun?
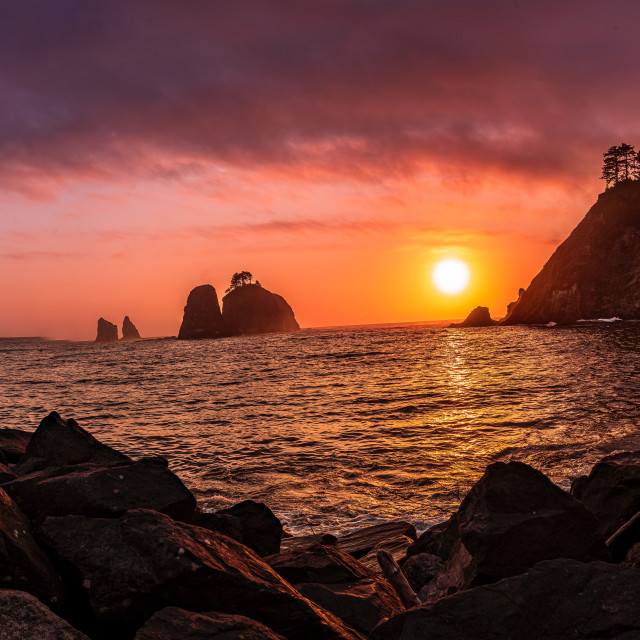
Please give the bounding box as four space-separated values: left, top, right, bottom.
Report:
432 259 470 295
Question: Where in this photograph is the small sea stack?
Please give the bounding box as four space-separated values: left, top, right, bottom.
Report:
95 318 118 342
121 316 141 340
449 306 497 328
178 284 227 339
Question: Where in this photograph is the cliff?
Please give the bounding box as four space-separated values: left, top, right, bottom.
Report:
178 284 227 339
222 284 300 335
95 318 118 342
503 180 640 325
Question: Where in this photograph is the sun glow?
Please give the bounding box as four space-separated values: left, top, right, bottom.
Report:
432 259 470 295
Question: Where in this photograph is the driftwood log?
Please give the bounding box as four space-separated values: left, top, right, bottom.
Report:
606 510 640 562
377 549 421 608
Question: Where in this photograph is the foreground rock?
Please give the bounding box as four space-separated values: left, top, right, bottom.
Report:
222 284 300 335
0 428 32 462
571 450 640 538
40 509 364 640
267 545 403 635
0 488 64 609
448 306 497 328
358 535 414 574
426 461 609 597
371 559 640 640
503 180 640 324
0 590 88 640
95 317 118 342
338 522 417 559
4 460 196 524
122 316 141 339
134 607 285 640
17 411 130 473
178 284 227 339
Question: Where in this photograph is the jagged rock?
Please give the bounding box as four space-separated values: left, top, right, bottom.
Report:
178 284 227 339
432 461 609 598
448 306 497 328
134 607 286 640
0 461 16 483
571 450 640 538
4 460 196 524
122 316 141 339
406 520 456 561
400 553 443 593
222 284 299 335
192 511 243 544
0 428 32 463
17 412 130 474
0 589 89 640
216 500 283 557
370 559 640 640
505 287 525 316
358 535 414 574
40 509 363 640
266 546 402 635
0 488 64 609
281 532 337 553
503 181 640 324
338 521 417 559
95 317 118 342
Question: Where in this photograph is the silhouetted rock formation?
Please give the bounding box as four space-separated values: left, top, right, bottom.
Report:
448 306 497 328
178 284 227 339
222 284 300 335
95 317 118 342
121 315 141 339
503 181 640 324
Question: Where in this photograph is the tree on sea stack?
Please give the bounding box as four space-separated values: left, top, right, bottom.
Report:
226 271 254 293
601 143 639 188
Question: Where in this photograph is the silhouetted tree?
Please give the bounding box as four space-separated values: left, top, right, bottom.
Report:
225 271 254 293
601 143 639 188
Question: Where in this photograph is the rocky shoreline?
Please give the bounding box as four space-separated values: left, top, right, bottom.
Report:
1 413 640 639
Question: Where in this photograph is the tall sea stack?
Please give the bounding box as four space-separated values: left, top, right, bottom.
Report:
222 284 300 335
122 316 141 340
95 318 118 342
178 284 227 339
503 180 640 325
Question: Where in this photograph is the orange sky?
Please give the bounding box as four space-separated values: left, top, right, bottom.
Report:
1 1 639 339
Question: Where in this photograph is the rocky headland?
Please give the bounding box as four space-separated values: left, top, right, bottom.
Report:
448 306 497 328
1 412 640 639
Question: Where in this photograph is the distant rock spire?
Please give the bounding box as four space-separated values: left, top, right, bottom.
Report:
122 316 141 340
95 318 118 342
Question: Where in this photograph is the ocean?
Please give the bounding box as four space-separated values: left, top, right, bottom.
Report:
2 322 640 536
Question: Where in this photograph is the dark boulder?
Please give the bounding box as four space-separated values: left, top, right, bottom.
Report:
0 461 16 483
0 428 32 463
448 306 497 328
17 412 130 474
95 318 118 342
338 521 417 560
406 520 457 561
358 535 414 574
371 559 640 640
134 607 286 640
178 284 227 339
222 284 299 336
432 461 609 597
0 488 64 609
122 316 141 339
0 589 88 640
4 460 196 524
40 509 363 640
571 450 640 538
216 500 283 557
192 511 243 544
625 541 640 568
400 553 443 593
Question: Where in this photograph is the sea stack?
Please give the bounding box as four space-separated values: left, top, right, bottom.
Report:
121 316 141 340
95 318 118 342
222 284 300 335
449 306 497 328
503 180 640 325
178 284 227 339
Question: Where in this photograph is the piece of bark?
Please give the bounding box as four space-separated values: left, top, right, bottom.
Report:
376 549 420 608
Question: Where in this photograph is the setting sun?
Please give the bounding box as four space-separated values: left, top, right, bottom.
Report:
433 259 470 295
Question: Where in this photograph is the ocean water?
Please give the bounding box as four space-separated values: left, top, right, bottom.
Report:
2 322 640 536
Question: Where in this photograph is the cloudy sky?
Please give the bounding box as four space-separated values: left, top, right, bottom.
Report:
2 0 640 338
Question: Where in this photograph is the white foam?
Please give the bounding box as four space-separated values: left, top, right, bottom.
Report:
577 317 622 323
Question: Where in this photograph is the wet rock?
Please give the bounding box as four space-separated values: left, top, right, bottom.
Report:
358 536 414 574
0 461 17 483
448 306 497 328
0 488 64 609
433 461 609 597
371 559 640 640
192 511 243 544
281 532 335 553
222 284 300 335
0 589 88 640
134 607 286 640
178 284 227 339
216 500 283 557
406 519 456 561
400 553 443 593
571 450 640 538
0 428 32 463
4 460 196 524
40 509 363 640
339 521 417 559
122 316 141 339
95 317 118 342
17 412 130 474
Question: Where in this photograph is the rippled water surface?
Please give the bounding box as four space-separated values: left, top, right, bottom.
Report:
2 323 640 535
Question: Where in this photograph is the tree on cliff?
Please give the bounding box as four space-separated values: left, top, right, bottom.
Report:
226 271 254 293
601 143 638 188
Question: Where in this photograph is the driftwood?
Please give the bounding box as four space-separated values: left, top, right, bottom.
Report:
606 510 640 562
377 549 421 608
